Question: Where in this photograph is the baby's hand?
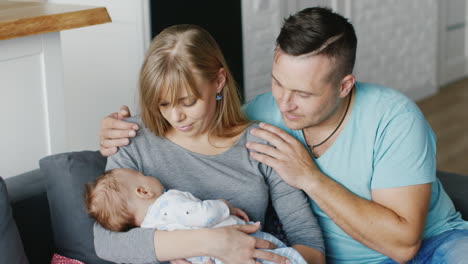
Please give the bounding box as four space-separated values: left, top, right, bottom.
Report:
221 199 250 222
231 207 250 222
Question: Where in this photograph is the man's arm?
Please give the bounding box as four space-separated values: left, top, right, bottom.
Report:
247 122 432 263
302 174 430 263
100 94 262 157
100 92 268 157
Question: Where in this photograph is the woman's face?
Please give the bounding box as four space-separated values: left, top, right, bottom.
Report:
158 70 224 139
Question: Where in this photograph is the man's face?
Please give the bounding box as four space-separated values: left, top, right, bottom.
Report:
271 52 341 130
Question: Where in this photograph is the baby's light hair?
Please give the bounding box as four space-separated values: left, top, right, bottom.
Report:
83 170 135 232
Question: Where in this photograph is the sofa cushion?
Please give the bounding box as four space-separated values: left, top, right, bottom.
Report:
0 177 29 264
40 151 112 264
437 170 468 220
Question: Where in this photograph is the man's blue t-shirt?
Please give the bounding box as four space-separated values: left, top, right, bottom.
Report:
243 82 468 264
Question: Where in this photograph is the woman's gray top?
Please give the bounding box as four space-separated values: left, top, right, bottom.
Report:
94 117 324 263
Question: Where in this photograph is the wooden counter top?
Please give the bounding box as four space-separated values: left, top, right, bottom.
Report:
0 1 111 40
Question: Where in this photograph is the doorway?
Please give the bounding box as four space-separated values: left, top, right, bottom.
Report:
438 0 468 86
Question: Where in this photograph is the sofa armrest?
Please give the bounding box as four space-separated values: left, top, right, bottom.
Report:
6 169 45 203
437 170 468 220
5 169 54 263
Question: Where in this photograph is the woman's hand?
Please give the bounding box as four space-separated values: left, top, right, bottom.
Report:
99 105 139 157
170 259 192 264
211 223 291 264
170 258 215 264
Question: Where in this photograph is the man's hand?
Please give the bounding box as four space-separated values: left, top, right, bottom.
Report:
246 122 319 189
221 199 250 222
99 105 138 157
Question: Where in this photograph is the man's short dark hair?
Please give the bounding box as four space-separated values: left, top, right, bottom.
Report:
276 7 357 84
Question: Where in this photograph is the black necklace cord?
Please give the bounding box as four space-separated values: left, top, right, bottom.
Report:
307 90 352 152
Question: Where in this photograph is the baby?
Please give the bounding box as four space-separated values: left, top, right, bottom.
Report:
84 168 306 264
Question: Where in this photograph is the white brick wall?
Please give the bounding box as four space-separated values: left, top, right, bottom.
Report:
352 0 438 100
242 0 439 101
242 0 330 101
241 0 282 101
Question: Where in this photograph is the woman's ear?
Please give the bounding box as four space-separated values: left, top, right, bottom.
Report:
215 68 227 93
136 186 154 199
339 74 355 98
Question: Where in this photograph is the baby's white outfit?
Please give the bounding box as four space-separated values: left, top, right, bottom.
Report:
141 189 306 264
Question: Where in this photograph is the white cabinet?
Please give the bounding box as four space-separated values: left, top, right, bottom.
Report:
1 33 66 178
47 0 150 151
0 1 114 178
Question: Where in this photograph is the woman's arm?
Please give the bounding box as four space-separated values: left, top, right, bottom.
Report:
154 223 280 262
94 222 291 264
94 223 157 263
293 245 326 264
260 156 325 263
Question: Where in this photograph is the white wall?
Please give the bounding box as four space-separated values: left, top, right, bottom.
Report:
241 0 282 102
47 0 150 151
242 0 439 102
352 0 438 101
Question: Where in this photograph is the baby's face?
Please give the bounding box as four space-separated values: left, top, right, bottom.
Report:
112 168 164 199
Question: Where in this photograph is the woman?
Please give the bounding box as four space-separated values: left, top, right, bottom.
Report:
95 24 324 264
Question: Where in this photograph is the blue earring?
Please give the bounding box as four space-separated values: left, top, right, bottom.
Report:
216 93 223 101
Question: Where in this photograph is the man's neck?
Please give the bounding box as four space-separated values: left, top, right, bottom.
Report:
303 89 354 157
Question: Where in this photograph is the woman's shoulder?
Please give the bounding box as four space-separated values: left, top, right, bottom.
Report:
237 122 259 137
240 122 270 145
123 115 165 146
244 121 260 130
124 115 144 127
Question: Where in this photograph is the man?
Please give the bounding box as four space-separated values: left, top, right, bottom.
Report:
99 7 468 264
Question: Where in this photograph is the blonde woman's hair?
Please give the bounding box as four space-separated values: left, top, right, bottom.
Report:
139 24 248 138
83 170 134 232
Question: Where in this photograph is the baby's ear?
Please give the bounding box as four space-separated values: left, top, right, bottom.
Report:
136 186 154 199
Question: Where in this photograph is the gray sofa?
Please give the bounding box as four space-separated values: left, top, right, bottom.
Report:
1 150 468 264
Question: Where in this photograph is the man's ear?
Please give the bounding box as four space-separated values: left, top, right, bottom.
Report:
339 74 355 98
136 186 154 199
215 67 227 93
